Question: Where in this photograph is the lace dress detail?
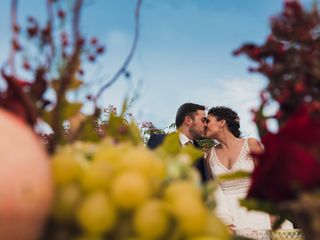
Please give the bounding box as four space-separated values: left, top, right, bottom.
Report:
209 138 272 230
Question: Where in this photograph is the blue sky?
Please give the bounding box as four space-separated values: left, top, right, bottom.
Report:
0 0 314 137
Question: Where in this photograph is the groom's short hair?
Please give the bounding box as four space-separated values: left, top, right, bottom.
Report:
175 103 205 128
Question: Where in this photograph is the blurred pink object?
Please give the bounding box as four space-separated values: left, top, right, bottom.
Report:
0 108 53 240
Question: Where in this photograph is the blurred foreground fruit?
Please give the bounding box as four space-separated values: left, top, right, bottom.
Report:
133 200 171 239
110 171 151 210
0 109 53 240
76 192 117 235
50 139 231 240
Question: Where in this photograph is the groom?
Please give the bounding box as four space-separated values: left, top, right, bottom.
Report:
147 103 209 182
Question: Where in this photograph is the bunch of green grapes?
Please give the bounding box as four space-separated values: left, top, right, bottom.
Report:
50 138 230 240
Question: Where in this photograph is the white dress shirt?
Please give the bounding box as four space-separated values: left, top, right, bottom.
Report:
179 132 193 147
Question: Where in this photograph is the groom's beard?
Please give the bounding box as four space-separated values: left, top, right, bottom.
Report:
189 123 206 140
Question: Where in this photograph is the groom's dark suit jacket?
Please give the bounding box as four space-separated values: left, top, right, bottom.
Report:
147 133 209 183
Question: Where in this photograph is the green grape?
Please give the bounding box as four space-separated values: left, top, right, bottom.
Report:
80 160 113 192
53 183 82 222
164 180 203 204
171 197 207 236
110 171 151 210
76 192 117 235
52 146 83 185
133 200 171 239
119 147 165 176
93 142 129 168
204 213 230 239
119 146 166 190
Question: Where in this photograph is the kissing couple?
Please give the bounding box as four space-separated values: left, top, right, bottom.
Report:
146 102 293 232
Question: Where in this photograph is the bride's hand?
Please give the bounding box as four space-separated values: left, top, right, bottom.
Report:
227 224 236 234
270 215 280 227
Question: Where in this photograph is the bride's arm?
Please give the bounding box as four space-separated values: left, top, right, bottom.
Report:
247 138 264 166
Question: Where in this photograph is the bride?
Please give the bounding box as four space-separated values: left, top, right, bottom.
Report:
205 106 292 231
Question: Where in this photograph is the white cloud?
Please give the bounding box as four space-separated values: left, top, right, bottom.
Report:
201 77 265 138
139 76 266 138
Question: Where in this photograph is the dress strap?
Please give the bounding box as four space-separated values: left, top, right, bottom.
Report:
244 138 249 151
238 138 250 162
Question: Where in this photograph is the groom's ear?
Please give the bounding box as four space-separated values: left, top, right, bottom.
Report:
185 115 192 126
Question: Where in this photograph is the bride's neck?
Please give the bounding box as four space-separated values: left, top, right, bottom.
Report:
216 132 239 149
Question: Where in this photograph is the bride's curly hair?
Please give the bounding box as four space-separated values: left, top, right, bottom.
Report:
208 106 241 138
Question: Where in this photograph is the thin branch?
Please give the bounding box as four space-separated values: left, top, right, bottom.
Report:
94 0 143 102
8 0 18 75
51 0 83 148
46 0 55 66
72 0 82 41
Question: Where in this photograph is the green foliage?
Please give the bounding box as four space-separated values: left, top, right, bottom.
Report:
62 102 83 120
218 171 251 181
76 115 101 143
197 138 216 151
239 198 278 216
160 132 182 155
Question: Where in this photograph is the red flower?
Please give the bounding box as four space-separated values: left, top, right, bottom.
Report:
57 9 65 19
247 106 320 202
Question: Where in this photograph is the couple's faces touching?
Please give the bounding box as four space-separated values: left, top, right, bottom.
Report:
206 115 224 139
188 110 207 139
187 110 225 140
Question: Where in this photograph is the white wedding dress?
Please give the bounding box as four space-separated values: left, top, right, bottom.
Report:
208 138 272 230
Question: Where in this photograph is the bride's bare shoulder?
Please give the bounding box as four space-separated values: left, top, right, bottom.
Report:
247 138 264 154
